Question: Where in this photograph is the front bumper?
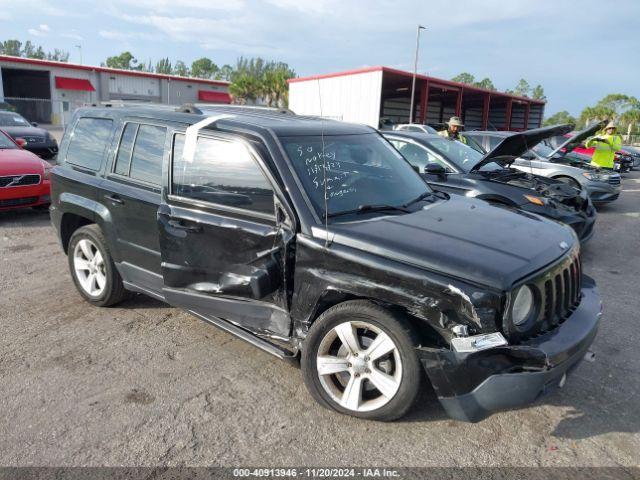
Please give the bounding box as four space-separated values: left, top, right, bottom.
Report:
0 181 51 211
586 182 621 205
417 276 601 422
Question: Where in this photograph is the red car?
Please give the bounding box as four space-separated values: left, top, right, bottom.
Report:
0 129 52 212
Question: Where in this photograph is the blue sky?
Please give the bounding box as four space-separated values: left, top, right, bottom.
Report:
1 0 638 116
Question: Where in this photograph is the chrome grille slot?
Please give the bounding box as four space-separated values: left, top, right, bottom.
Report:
0 174 41 188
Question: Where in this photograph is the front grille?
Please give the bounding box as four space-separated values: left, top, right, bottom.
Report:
608 175 621 185
540 255 582 330
509 250 582 343
0 196 38 207
0 174 41 188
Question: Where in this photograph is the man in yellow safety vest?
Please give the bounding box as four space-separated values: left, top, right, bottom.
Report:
438 116 467 144
585 121 622 169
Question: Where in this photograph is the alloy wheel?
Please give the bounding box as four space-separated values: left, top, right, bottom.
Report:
73 239 107 297
316 320 402 412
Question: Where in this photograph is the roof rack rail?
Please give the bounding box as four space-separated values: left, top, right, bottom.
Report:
94 101 178 110
194 104 296 116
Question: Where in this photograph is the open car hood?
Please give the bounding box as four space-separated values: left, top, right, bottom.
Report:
470 124 573 172
546 120 606 158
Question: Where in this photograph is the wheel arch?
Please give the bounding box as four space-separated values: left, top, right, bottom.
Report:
303 290 447 349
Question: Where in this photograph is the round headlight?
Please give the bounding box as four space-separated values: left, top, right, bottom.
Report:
512 285 534 326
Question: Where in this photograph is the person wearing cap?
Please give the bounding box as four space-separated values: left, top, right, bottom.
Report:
438 116 467 144
585 121 622 169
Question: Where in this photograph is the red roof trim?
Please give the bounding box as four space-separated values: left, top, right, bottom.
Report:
0 55 230 87
288 65 545 105
55 76 95 91
198 90 231 103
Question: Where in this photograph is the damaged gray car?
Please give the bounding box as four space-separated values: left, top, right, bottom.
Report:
50 105 602 422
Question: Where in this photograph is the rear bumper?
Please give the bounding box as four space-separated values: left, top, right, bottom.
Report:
417 276 601 422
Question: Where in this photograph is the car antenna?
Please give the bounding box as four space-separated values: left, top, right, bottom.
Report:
317 79 330 248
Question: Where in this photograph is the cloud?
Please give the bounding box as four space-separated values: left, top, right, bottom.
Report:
99 30 159 41
60 32 83 41
28 24 50 36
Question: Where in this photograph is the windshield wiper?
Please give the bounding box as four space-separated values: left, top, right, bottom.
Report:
327 203 411 218
402 191 436 207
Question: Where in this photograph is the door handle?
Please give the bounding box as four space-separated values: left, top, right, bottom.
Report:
168 219 202 233
105 194 124 205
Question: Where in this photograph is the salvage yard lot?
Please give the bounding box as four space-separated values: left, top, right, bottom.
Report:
0 173 639 470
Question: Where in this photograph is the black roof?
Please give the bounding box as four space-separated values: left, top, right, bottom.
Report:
75 104 374 137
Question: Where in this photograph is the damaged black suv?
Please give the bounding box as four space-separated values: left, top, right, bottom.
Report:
50 105 601 422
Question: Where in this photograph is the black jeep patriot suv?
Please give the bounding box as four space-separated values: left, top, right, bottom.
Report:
50 105 601 422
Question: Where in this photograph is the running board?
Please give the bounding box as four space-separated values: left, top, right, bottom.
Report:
188 310 298 360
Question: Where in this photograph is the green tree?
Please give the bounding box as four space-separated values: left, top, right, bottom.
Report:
532 84 546 101
579 94 640 132
451 72 475 85
173 60 189 77
215 64 234 81
229 74 261 104
105 51 139 70
513 78 531 97
155 57 172 74
1 39 22 56
543 110 576 127
474 77 496 90
191 57 218 79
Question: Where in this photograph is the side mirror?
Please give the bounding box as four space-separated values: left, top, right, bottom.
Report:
425 163 446 176
15 137 27 148
31 122 39 127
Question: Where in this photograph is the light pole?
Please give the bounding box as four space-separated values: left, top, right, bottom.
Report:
409 25 425 124
75 44 83 65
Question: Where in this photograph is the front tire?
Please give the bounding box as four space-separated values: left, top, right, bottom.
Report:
67 224 127 307
301 300 422 421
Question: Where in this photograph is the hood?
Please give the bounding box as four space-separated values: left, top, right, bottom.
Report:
329 195 576 290
470 124 573 172
0 148 47 175
1 126 50 139
546 121 606 158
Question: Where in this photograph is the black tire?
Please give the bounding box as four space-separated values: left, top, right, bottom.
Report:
301 300 422 421
67 224 128 307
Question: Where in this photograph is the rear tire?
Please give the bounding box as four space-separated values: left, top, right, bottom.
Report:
67 224 128 307
301 300 422 421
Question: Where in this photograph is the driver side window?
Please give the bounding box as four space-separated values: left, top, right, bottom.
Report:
390 139 452 173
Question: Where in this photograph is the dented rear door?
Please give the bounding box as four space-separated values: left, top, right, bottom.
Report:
157 132 292 338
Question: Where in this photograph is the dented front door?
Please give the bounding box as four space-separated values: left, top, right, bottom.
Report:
157 132 292 338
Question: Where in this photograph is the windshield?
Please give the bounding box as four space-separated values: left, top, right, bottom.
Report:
531 143 556 157
0 131 17 149
422 137 502 172
0 112 30 127
280 133 432 218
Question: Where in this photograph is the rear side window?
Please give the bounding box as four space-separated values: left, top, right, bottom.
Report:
172 134 274 215
66 118 113 170
113 123 166 185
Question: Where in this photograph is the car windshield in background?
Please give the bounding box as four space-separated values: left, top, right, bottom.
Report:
280 133 432 218
0 112 31 127
531 143 556 158
0 132 17 149
424 137 502 172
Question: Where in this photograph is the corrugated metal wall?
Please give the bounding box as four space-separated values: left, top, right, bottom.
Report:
289 70 383 127
528 104 543 128
108 74 160 100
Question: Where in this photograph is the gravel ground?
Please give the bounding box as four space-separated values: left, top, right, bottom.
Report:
0 172 638 471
